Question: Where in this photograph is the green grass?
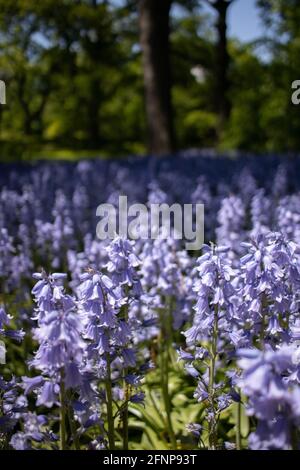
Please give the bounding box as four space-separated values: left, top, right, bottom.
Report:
0 138 147 163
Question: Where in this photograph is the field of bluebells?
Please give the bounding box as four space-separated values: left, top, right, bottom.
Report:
2 153 300 451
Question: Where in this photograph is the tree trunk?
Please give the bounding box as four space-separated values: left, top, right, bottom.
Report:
88 76 100 146
17 73 33 136
211 0 232 136
139 0 174 156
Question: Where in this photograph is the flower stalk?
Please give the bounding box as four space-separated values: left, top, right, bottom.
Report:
105 353 115 450
60 372 67 451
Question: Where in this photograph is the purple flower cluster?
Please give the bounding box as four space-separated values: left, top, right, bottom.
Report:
5 238 146 450
181 233 300 449
181 244 238 448
236 233 300 346
79 238 146 396
2 155 300 450
29 271 85 397
0 307 25 448
238 346 300 449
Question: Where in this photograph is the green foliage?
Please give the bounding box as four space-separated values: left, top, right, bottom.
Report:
0 0 299 158
129 359 203 450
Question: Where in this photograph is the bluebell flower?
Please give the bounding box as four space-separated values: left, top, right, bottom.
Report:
186 423 202 438
238 345 300 449
129 392 145 403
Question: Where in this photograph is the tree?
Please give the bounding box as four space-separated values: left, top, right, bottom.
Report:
0 2 56 138
0 0 126 151
206 0 235 136
138 0 174 155
256 0 300 152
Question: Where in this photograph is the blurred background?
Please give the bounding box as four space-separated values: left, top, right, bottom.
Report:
0 0 299 161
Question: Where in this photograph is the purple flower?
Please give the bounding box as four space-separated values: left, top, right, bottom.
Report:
36 381 59 408
22 376 45 395
238 345 300 449
0 306 24 342
186 423 202 438
106 237 142 296
129 392 145 404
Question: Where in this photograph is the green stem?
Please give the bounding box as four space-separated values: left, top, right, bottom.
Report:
159 297 177 449
60 374 67 450
68 402 80 450
259 293 268 349
105 353 115 450
123 389 129 450
123 300 129 450
208 305 218 450
161 347 177 449
235 401 242 450
291 425 299 450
